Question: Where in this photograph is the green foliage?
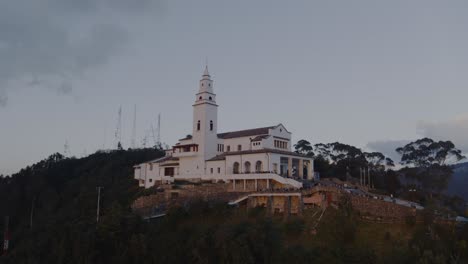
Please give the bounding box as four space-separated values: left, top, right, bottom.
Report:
399 165 453 197
1 149 467 263
396 138 465 167
294 140 313 156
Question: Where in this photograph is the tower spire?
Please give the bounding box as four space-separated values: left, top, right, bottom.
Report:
203 64 210 78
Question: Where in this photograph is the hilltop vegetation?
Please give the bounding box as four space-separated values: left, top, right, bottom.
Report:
295 138 467 215
0 146 467 263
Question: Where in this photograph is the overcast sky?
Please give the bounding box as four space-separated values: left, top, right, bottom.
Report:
1 0 468 174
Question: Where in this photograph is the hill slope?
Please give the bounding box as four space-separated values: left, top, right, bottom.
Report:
448 162 468 200
0 150 467 263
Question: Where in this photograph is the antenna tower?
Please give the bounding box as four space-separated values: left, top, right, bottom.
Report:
114 106 122 149
64 140 70 157
150 124 157 147
157 113 161 146
131 104 137 149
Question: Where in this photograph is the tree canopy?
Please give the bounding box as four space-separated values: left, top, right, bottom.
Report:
396 138 465 167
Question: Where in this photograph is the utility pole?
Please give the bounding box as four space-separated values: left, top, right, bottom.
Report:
360 167 363 186
131 104 137 149
368 167 371 189
363 167 366 186
96 187 103 223
3 216 9 255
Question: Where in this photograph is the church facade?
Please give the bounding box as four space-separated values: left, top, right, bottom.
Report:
134 67 314 189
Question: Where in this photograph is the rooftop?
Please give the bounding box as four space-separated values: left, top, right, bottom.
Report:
217 126 276 139
206 148 312 161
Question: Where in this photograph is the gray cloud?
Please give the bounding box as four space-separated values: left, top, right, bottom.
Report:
417 114 468 154
366 140 410 162
0 0 160 107
57 81 73 96
0 89 7 107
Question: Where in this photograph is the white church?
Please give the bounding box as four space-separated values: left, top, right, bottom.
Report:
134 67 314 190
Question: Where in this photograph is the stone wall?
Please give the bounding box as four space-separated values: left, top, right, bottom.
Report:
247 195 302 215
132 183 247 216
350 195 417 221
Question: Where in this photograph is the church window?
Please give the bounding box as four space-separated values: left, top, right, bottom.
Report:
237 145 242 151
197 121 201 131
164 167 175 176
149 164 153 171
217 144 224 152
209 96 212 100
199 96 202 100
244 161 251 173
210 168 213 174
218 167 221 173
227 146 230 152
210 120 213 131
255 161 263 172
233 162 240 174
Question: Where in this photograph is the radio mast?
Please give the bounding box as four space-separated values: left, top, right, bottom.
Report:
114 106 122 149
131 104 137 149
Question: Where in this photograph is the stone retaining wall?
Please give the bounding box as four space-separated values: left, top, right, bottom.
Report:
350 195 417 221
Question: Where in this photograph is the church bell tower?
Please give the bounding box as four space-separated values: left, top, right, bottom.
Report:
192 66 218 162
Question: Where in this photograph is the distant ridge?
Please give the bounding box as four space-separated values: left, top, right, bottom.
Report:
447 162 468 200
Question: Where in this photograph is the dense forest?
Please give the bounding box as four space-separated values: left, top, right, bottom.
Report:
0 143 467 263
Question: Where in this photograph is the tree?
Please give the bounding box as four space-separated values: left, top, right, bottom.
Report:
364 152 395 169
396 138 465 167
294 140 313 156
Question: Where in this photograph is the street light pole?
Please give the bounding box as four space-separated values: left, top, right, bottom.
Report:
96 187 103 223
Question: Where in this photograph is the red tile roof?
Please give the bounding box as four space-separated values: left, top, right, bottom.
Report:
206 148 312 161
217 126 275 139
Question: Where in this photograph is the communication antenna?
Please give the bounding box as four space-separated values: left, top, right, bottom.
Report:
64 140 70 157
102 127 107 150
131 104 137 149
114 106 122 149
157 113 161 146
141 129 148 148
151 124 157 147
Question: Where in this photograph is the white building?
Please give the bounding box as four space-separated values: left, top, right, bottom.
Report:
134 67 314 189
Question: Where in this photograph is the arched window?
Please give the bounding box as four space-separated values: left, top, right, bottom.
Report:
210 120 213 131
255 161 263 172
244 161 251 173
197 120 201 131
233 162 240 174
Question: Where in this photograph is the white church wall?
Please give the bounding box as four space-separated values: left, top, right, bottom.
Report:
251 140 263 150
179 156 204 176
206 160 226 176
223 136 254 152
262 136 274 149
192 103 218 160
269 125 292 151
225 153 269 174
